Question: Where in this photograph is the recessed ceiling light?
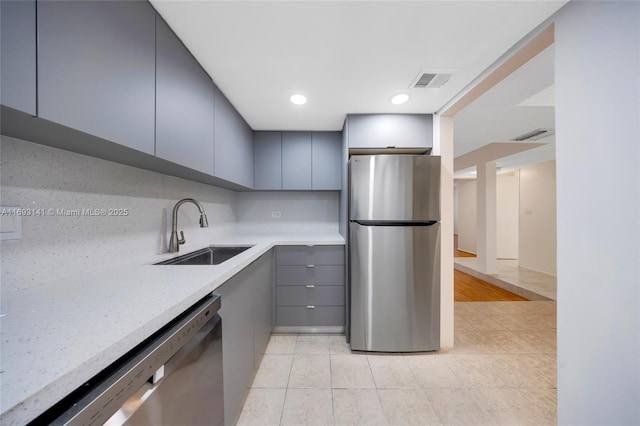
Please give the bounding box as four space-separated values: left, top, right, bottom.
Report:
290 94 307 105
391 94 409 105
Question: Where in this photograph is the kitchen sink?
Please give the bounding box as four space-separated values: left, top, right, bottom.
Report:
155 246 253 265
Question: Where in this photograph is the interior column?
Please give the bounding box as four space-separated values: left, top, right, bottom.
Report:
476 161 497 274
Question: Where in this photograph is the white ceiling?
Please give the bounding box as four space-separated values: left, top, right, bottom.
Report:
453 43 556 175
149 0 566 131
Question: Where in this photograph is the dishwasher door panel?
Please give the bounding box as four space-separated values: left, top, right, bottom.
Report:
106 315 224 426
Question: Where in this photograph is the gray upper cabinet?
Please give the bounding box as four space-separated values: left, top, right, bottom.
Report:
312 132 342 190
254 132 282 190
37 0 156 154
0 0 36 115
347 114 433 149
155 16 215 175
214 86 254 188
282 132 312 190
254 131 343 191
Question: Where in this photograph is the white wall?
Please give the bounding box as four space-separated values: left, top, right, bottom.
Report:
554 2 640 424
0 135 237 291
235 191 339 235
519 160 556 275
456 179 477 253
433 114 455 349
497 171 519 259
455 172 519 258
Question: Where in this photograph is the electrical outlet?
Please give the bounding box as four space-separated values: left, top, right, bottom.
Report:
271 210 282 218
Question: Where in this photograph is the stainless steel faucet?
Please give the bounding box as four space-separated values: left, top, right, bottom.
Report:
169 198 209 253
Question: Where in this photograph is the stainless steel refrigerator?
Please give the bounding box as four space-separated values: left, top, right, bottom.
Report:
349 154 440 352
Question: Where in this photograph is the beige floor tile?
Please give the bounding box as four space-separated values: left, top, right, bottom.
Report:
236 388 286 426
378 389 441 425
251 354 293 388
491 354 555 388
289 354 331 388
466 388 521 411
332 389 387 426
330 335 352 354
265 335 298 354
424 388 493 425
411 365 461 389
448 355 506 388
484 330 541 353
518 330 557 354
367 355 419 389
281 388 334 426
449 330 502 354
295 335 331 354
331 354 376 389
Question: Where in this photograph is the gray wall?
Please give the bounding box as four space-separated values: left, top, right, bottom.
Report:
555 1 640 424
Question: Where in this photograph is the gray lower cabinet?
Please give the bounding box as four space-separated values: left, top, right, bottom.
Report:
0 0 36 115
275 245 345 330
254 132 282 189
37 0 156 155
214 85 254 188
155 15 215 175
312 132 342 190
216 250 273 425
282 132 312 190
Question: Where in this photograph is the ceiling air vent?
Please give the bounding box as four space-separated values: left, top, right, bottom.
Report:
512 128 555 141
410 70 453 89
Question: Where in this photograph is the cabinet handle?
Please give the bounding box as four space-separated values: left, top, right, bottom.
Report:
306 264 315 268
305 285 315 289
306 244 315 247
306 305 316 309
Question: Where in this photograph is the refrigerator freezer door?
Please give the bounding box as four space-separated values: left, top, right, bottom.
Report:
350 222 440 352
349 155 440 221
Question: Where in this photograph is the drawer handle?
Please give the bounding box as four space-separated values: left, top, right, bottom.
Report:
306 305 316 309
306 244 315 247
305 285 315 288
306 264 315 268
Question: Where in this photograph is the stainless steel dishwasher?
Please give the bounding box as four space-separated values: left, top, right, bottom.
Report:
48 294 223 426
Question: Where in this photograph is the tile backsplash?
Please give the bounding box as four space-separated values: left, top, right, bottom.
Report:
0 136 339 291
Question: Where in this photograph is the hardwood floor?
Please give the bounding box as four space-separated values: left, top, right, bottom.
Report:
453 248 527 301
454 249 476 258
454 269 528 302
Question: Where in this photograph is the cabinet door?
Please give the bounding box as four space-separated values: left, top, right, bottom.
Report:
253 251 273 369
155 16 215 175
347 114 433 149
214 86 254 187
37 0 156 154
282 132 312 190
217 263 256 426
0 0 36 114
312 132 342 190
254 132 282 189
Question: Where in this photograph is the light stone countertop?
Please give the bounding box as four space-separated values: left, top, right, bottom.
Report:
0 234 345 425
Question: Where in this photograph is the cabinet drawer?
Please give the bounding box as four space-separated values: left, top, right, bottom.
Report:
277 306 344 327
277 285 344 306
276 265 344 286
276 245 344 265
